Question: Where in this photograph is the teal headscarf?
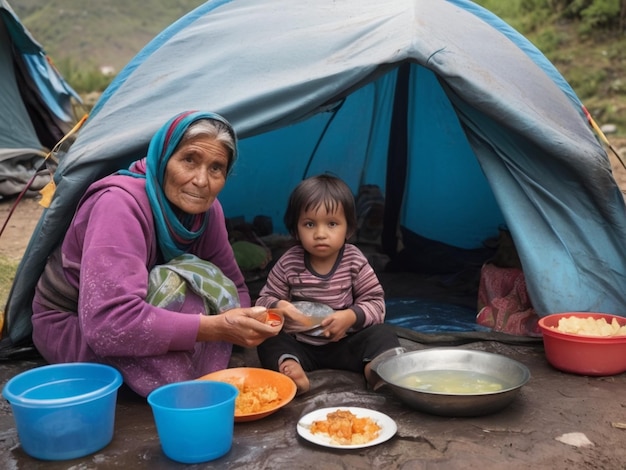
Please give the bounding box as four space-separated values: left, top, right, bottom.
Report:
128 111 238 262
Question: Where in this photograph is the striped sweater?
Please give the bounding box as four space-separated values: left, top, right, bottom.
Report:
255 244 385 343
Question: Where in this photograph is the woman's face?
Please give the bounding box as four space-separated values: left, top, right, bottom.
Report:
163 136 230 214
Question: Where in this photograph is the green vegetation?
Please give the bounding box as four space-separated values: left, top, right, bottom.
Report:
0 256 19 315
12 0 206 92
53 58 114 94
476 0 626 135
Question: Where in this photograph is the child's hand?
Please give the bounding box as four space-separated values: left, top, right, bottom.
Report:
320 309 357 341
275 301 318 333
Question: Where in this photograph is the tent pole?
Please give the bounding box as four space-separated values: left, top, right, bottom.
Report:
382 63 410 256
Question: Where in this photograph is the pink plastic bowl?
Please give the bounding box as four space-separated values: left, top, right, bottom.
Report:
538 312 626 376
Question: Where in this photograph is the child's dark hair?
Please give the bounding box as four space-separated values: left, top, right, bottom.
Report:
283 174 357 238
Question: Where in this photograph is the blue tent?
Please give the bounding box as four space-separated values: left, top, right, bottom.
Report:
4 0 626 347
0 0 80 197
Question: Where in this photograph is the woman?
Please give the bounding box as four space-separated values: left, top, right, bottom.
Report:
31 110 280 396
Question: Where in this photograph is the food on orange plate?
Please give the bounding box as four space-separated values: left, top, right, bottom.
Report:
310 409 381 445
554 316 626 337
223 378 281 415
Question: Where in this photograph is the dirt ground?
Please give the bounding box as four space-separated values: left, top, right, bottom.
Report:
1 142 626 468
2 330 626 469
0 196 44 261
608 140 626 192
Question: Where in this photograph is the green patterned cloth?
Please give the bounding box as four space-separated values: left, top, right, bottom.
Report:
146 254 240 314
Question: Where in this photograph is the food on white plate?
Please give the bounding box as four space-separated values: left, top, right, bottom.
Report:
309 409 380 445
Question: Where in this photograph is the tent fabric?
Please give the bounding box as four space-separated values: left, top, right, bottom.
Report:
4 0 626 348
0 0 80 197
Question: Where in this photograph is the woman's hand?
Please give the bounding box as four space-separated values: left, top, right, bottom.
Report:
320 309 357 341
197 306 281 347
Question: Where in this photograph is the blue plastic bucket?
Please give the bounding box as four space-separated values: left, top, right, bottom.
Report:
148 380 238 464
2 362 123 460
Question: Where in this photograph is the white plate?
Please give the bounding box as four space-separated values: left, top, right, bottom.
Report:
297 406 397 449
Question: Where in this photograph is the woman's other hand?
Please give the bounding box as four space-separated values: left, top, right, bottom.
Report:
197 306 280 347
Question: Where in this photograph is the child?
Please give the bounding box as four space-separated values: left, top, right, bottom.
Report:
255 174 401 394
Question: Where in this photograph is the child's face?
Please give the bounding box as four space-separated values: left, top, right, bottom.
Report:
296 203 348 263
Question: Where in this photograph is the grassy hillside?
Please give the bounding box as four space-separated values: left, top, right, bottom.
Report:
476 0 626 137
10 0 206 72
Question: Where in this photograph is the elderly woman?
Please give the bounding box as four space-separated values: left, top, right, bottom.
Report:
31 111 280 396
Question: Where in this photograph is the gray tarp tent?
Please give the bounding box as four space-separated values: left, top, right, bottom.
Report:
4 0 626 349
0 0 80 198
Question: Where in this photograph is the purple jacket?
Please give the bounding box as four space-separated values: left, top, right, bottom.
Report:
32 171 250 395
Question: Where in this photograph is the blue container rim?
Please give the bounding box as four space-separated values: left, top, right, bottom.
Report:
147 380 238 411
2 362 123 407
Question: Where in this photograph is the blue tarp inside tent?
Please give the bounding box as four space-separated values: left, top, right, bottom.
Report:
4 0 626 348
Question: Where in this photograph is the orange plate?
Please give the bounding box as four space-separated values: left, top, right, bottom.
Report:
198 367 297 422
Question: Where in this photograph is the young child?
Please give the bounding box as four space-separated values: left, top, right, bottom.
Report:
255 174 401 394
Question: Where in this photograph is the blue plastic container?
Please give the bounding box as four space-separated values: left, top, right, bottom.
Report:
148 380 238 464
2 362 123 461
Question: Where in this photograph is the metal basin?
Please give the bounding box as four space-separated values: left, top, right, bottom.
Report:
372 348 530 417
